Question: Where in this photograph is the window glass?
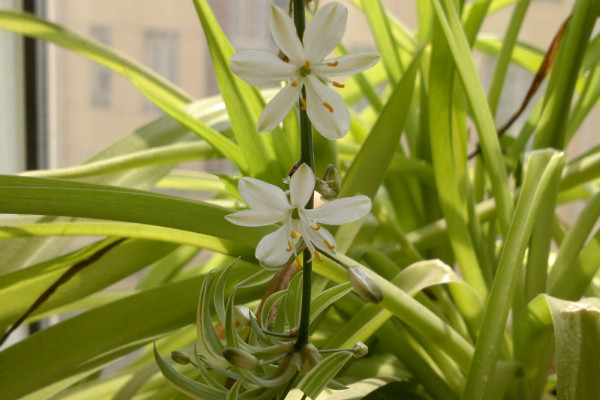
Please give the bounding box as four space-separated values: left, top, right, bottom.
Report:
90 26 112 108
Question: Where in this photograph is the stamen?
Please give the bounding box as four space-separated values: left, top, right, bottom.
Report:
286 240 293 252
324 239 335 250
332 81 345 88
291 231 297 239
291 81 298 87
300 98 307 111
295 256 302 270
327 61 339 67
322 102 333 113
304 61 311 67
310 223 321 230
314 251 323 262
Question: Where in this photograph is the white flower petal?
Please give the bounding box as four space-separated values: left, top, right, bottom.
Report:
304 195 371 225
230 50 298 87
258 82 302 132
304 3 347 63
313 226 337 254
290 163 315 208
255 219 295 267
238 177 291 215
313 53 380 77
298 212 336 255
269 5 304 65
297 221 316 258
226 209 285 227
304 75 350 139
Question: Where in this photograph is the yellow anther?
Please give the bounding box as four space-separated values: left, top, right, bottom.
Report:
314 251 323 262
332 81 345 88
295 256 302 270
291 81 298 87
301 98 307 110
304 61 311 67
324 239 335 250
327 61 339 67
310 223 321 231
291 231 297 239
286 240 293 252
322 102 333 112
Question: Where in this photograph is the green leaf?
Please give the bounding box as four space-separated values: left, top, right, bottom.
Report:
548 192 600 299
429 20 488 301
285 271 303 331
156 170 227 193
0 222 251 259
225 378 244 400
532 0 600 150
196 271 229 369
515 295 600 400
309 282 353 326
339 48 423 200
464 150 565 400
24 140 219 180
0 271 262 399
260 290 287 329
192 0 287 182
567 63 600 143
336 48 423 252
0 175 268 251
430 0 513 236
297 352 352 399
214 264 234 327
358 0 403 84
138 245 199 289
325 259 479 350
548 297 600 400
132 83 245 171
0 238 175 329
0 69 215 275
154 345 227 400
485 0 531 116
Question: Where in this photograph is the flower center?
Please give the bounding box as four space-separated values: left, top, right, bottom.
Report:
299 61 311 77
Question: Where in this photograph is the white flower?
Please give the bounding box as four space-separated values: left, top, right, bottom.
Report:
230 3 379 140
226 164 371 267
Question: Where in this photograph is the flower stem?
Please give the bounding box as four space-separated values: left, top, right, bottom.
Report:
293 0 314 351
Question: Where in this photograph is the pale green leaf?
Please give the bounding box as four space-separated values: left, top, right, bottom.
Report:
297 352 352 399
154 345 227 400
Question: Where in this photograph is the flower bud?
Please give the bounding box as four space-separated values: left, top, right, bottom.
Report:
233 305 255 326
223 348 259 370
315 164 341 200
348 266 383 304
171 350 193 365
352 342 368 358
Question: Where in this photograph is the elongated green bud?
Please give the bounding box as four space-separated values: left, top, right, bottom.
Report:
223 348 259 370
348 266 383 304
352 342 368 358
171 350 193 365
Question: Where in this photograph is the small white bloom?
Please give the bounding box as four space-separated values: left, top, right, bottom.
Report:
230 3 379 140
226 164 371 267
